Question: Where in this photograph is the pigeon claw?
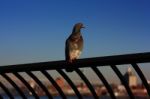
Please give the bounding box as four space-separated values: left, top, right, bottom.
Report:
66 59 74 72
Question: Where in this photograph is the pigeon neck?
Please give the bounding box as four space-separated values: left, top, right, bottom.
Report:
72 27 81 33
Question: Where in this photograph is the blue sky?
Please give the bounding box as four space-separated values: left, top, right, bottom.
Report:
0 0 150 82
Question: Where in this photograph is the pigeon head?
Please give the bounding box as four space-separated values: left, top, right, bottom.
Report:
72 23 85 33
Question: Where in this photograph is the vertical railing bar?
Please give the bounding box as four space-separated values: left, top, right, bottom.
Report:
110 65 135 99
26 71 53 99
131 63 150 96
57 69 83 99
75 68 99 99
41 70 67 99
12 72 39 99
0 82 14 99
92 67 116 99
1 73 27 99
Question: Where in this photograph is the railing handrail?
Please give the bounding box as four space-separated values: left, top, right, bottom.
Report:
0 52 150 73
0 52 150 99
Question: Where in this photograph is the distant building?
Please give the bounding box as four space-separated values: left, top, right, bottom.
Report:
124 67 137 87
55 77 65 87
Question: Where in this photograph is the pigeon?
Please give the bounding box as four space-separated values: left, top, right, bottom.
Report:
65 23 84 72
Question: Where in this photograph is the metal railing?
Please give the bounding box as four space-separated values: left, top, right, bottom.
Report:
0 52 150 99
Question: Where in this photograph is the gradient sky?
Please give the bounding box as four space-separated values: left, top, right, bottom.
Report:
0 0 150 83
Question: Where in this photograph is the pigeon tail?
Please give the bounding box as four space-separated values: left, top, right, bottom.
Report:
65 60 74 72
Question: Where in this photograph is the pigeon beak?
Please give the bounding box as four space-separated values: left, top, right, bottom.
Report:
82 26 85 28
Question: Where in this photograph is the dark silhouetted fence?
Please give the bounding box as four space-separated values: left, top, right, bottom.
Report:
0 52 150 99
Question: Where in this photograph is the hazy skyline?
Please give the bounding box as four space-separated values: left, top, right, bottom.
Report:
0 0 150 83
